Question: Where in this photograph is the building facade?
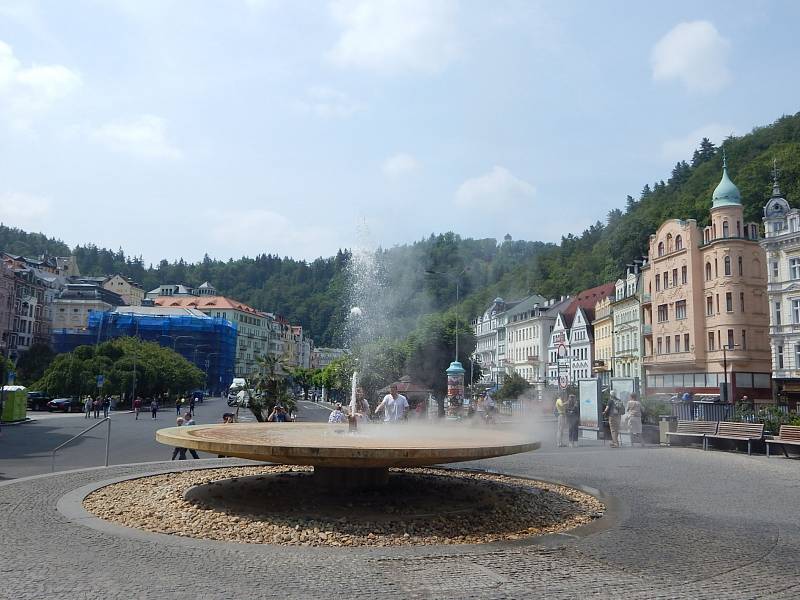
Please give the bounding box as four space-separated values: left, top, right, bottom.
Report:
472 297 520 386
310 347 347 369
642 160 771 402
592 296 613 386
103 274 144 306
52 283 125 330
761 167 800 404
611 269 643 383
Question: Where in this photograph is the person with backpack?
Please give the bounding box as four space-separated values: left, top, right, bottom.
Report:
566 394 580 448
604 392 623 448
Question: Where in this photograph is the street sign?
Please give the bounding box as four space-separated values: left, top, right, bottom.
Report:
558 374 569 390
96 374 105 388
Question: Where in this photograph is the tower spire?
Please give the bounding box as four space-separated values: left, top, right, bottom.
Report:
772 157 782 198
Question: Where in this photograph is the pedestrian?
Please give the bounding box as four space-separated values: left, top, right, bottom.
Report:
92 397 101 419
555 396 566 447
177 397 184 415
375 384 409 422
189 395 196 414
133 397 142 420
566 394 580 447
268 404 288 422
84 396 92 419
328 403 347 424
182 412 200 458
171 417 187 460
150 398 158 419
604 392 623 448
102 397 110 419
626 392 644 447
348 388 370 425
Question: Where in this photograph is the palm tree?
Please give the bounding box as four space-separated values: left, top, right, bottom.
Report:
247 353 294 421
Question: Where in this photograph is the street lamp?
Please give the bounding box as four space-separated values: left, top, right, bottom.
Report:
424 267 468 362
721 343 739 403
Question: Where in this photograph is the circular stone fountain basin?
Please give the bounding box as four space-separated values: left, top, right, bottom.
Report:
156 422 539 468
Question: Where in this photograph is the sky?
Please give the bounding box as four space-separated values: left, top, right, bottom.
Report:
0 0 799 265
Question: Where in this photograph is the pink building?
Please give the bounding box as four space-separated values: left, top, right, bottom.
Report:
642 159 772 402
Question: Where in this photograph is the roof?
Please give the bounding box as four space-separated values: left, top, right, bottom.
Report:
377 375 432 396
504 294 548 321
712 158 742 208
110 306 212 319
154 295 262 315
560 282 615 328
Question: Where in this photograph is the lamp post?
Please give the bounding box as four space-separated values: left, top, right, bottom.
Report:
721 343 739 404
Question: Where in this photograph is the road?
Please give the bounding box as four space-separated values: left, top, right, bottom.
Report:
0 397 331 480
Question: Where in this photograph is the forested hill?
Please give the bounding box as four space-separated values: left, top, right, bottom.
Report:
3 111 800 346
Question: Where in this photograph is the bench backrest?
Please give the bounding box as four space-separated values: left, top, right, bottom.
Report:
716 421 764 438
675 420 718 434
777 425 800 441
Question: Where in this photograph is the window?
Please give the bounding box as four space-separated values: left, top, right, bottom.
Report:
793 299 800 324
658 242 664 256
724 256 731 276
708 332 715 351
706 296 713 317
738 256 743 276
796 344 800 369
672 269 678 287
726 292 733 312
740 292 745 312
751 224 757 239
716 294 720 314
663 271 669 288
705 262 712 281
681 265 687 284
736 221 741 237
727 329 735 350
742 330 747 351
657 304 668 322
704 229 710 243
684 333 690 352
675 235 683 250
674 335 681 352
778 345 784 369
655 274 660 291
772 261 779 278
723 221 729 237
665 337 671 354
791 258 800 280
676 300 687 319
775 301 782 326
715 258 719 277
657 337 663 354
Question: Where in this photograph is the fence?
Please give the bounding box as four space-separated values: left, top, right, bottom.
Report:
671 401 733 422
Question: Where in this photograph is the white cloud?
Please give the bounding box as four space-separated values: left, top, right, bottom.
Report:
0 192 51 229
206 208 338 259
328 0 459 74
92 115 182 159
661 123 734 162
297 86 364 119
651 21 731 94
455 166 535 210
381 152 420 178
0 40 81 127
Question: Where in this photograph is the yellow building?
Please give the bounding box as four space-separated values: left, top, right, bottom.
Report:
103 274 144 306
592 295 614 385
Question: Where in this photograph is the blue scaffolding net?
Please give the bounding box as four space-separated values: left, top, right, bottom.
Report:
52 310 238 395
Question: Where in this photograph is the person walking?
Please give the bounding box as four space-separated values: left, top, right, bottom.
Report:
102 397 110 419
92 397 101 419
133 397 142 420
375 384 409 422
84 396 92 419
604 392 623 448
176 397 184 415
566 394 580 447
183 412 200 458
150 398 158 419
171 417 187 460
626 392 645 447
555 396 566 447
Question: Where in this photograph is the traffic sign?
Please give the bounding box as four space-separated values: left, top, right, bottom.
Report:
96 374 105 388
558 374 569 390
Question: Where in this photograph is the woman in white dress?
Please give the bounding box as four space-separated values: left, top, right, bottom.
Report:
626 392 645 447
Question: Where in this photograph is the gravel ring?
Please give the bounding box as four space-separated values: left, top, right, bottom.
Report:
83 466 604 547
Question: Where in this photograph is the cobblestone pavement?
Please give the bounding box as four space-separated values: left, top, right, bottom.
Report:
1 445 799 599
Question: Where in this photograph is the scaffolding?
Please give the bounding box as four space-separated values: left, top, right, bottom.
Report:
52 309 237 394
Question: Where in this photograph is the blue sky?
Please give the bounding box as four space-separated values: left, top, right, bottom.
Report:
0 0 798 265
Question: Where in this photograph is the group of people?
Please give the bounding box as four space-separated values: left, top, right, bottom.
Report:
328 384 410 425
555 391 644 448
83 397 111 419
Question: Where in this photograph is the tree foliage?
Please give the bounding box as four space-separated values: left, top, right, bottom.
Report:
15 343 56 386
495 372 530 400
33 337 204 402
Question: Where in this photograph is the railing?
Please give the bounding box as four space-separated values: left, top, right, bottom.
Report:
671 402 733 422
51 416 111 472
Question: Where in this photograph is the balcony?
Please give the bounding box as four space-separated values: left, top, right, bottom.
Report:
641 293 652 304
642 324 652 335
527 356 540 363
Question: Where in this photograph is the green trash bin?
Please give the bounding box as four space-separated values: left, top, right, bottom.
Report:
1 385 27 422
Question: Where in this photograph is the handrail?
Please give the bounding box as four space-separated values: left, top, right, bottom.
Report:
51 416 111 472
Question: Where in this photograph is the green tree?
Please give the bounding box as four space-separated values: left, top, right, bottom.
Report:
289 367 317 401
15 343 56 386
495 372 530 400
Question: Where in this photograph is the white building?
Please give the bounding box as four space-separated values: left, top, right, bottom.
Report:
311 347 347 369
611 269 643 382
472 297 520 386
761 166 800 405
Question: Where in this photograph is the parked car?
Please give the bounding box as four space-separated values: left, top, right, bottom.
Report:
47 397 82 412
27 391 52 411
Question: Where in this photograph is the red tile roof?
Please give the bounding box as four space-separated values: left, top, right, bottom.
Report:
561 282 615 328
153 295 261 315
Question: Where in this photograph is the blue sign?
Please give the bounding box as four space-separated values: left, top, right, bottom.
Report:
96 374 105 388
7 371 15 384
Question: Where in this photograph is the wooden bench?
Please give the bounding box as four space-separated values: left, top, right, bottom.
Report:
706 422 764 456
665 420 718 450
766 425 800 458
